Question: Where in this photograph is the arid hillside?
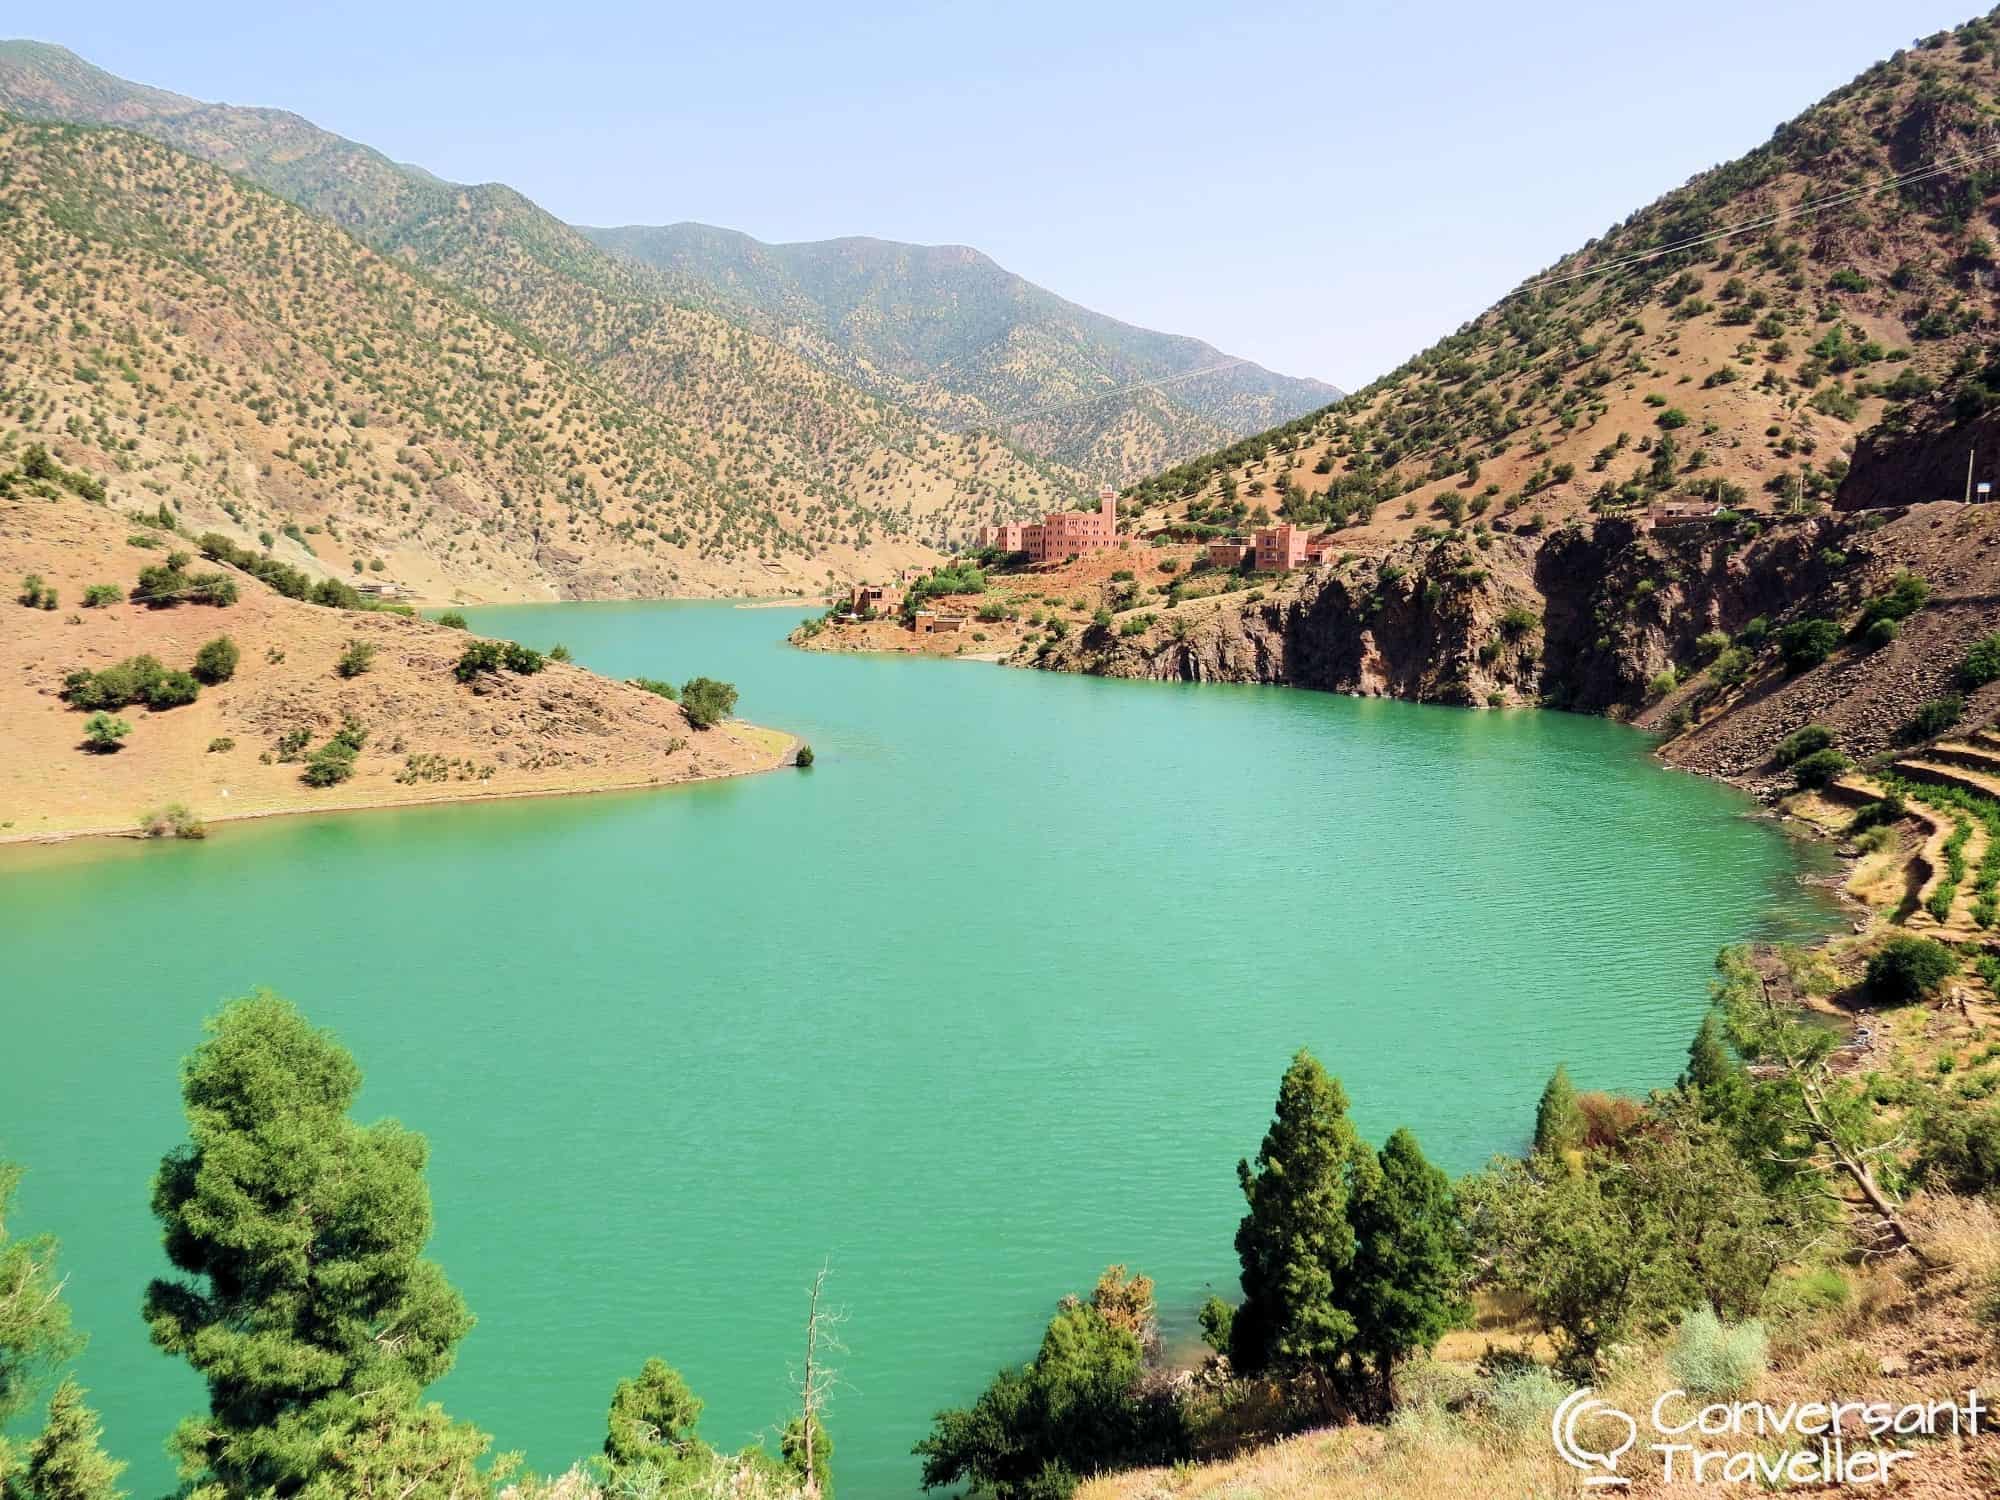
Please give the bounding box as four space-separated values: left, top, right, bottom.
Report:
582 223 1339 483
1 490 791 843
1119 16 2000 551
0 117 1055 603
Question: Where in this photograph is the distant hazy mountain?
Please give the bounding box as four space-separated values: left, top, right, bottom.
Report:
584 222 1340 482
0 40 1082 598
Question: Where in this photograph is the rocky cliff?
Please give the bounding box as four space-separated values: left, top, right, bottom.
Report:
1028 501 2000 794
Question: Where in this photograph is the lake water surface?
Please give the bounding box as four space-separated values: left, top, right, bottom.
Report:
0 600 1837 1496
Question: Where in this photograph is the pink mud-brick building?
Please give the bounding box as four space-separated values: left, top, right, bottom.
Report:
1252 524 1338 572
981 486 1123 563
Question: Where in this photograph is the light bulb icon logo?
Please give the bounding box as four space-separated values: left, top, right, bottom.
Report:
1552 1387 1637 1487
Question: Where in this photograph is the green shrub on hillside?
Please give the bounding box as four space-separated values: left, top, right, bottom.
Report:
1866 935 1958 1004
436 610 469 630
17 573 57 609
1789 748 1851 789
192 637 239 685
1666 1308 1767 1398
63 655 200 712
336 640 378 679
629 677 678 701
1772 724 1833 766
1905 695 1964 741
1959 632 2000 690
680 677 738 729
81 712 130 752
1776 619 1841 672
1860 573 1929 628
81 583 121 608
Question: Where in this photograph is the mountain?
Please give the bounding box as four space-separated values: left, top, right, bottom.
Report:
1120 14 2000 548
580 222 1340 482
0 41 1080 599
1022 9 2000 781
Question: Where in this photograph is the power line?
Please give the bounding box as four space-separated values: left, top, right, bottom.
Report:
1517 139 2000 295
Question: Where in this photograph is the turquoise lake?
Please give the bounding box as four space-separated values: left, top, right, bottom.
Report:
0 600 1837 1496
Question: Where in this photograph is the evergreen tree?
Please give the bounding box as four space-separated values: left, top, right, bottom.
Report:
1533 1064 1586 1157
20 1381 125 1500
1680 1012 1748 1126
1228 1050 1363 1388
604 1358 706 1474
1340 1129 1471 1416
2 1164 90 1500
0 1164 80 1436
143 992 478 1496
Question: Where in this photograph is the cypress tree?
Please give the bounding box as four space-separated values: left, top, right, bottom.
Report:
1228 1050 1363 1386
1532 1064 1587 1157
1340 1129 1471 1417
21 1381 125 1500
1680 1012 1749 1126
143 992 478 1496
604 1359 706 1474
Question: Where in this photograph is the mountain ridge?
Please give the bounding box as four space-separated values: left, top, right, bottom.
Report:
0 39 1336 495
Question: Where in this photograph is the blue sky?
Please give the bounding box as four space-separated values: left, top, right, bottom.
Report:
16 0 1979 387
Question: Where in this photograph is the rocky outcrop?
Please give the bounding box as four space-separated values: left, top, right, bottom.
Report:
1032 501 2000 797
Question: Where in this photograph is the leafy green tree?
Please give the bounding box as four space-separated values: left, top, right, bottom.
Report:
80 715 130 753
191 638 239 685
1339 1129 1470 1415
914 1292 1168 1500
1776 618 1840 672
19 1380 125 1500
1532 1064 1585 1157
1227 1050 1362 1388
680 678 739 730
144 992 477 1497
1866 936 1958 1004
604 1358 705 1474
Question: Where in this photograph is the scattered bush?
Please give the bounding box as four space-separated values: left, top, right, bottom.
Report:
81 583 121 608
192 637 240 685
140 803 207 840
436 610 469 630
17 574 57 609
335 640 378 679
1864 617 1899 650
1666 1308 1768 1398
1854 572 1929 637
1776 618 1841 672
1772 724 1833 766
629 677 678 701
1905 695 1964 741
454 640 543 682
1790 748 1851 789
63 655 199 712
548 643 573 663
131 554 237 608
82 712 131 752
300 717 368 787
1959 632 2000 690
795 743 815 768
680 677 739 729
1866 935 1959 1004
207 736 235 753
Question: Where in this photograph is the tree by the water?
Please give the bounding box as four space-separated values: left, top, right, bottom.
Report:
1227 1050 1364 1389
1340 1128 1471 1415
142 991 487 1498
1532 1063 1586 1157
